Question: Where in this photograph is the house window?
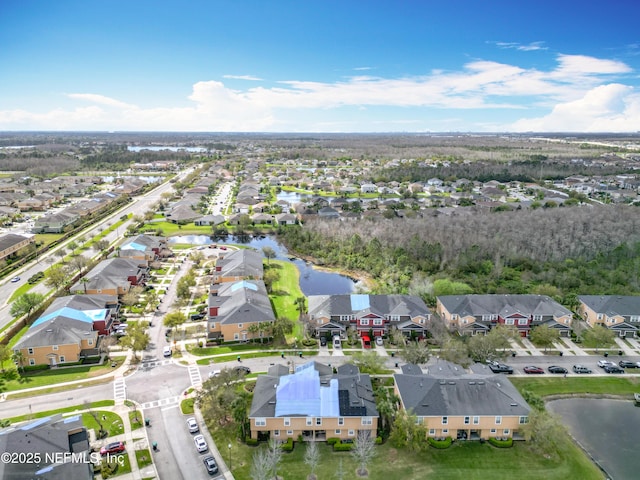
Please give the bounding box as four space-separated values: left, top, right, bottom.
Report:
503 429 510 435
284 418 291 426
462 319 468 324
373 318 383 326
59 356 65 363
518 318 528 325
491 314 498 321
631 316 640 323
533 315 543 321
442 429 449 434
473 416 479 425
306 418 313 426
287 430 293 435
274 430 280 437
238 323 243 329
52 345 58 351
464 416 470 425
28 348 34 355
415 417 424 425
348 430 355 437
360 319 369 326
255 418 266 426
505 318 515 325
597 313 604 320
442 416 448 425
495 416 502 425
519 416 529 424
210 322 216 329
490 428 497 434
234 333 239 340
452 315 458 321
316 418 322 426
338 417 344 426
362 417 372 426
335 429 341 435
429 429 436 436
88 339 93 345
29 359 35 366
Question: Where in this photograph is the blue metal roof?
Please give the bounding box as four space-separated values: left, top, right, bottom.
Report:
230 280 258 292
350 294 370 311
121 241 146 251
31 307 107 328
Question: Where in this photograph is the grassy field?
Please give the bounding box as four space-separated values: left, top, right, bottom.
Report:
4 400 114 424
511 376 640 397
212 424 603 480
267 259 304 339
82 410 124 437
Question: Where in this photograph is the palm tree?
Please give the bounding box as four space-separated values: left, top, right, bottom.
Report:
11 350 25 374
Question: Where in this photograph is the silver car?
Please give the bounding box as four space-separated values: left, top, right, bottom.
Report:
194 434 208 453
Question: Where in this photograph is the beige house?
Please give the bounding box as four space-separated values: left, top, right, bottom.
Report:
577 295 640 338
0 233 34 262
249 362 378 442
394 363 530 441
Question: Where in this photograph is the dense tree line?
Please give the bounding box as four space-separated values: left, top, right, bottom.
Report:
277 205 640 301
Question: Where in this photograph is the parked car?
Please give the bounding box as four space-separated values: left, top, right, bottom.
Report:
489 363 513 374
208 370 221 378
548 366 568 374
597 359 616 369
523 366 544 374
10 276 20 283
333 335 341 349
572 365 592 374
319 336 327 346
163 346 172 357
194 434 208 453
375 336 384 346
100 441 125 455
619 360 639 368
186 417 199 433
604 364 625 374
190 313 205 321
203 456 219 475
234 365 251 375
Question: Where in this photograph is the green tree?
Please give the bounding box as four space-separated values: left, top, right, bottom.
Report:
351 430 376 477
375 386 400 435
271 317 294 344
348 351 387 374
263 268 280 294
163 311 187 338
438 337 471 367
44 265 69 289
0 345 11 373
529 325 560 352
582 324 615 352
303 438 320 480
10 292 45 318
119 321 150 361
231 391 251 440
262 246 276 265
524 409 566 459
11 350 25 374
389 409 427 452
399 339 430 365
432 279 473 296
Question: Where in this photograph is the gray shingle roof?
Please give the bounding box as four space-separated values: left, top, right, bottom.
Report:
578 295 640 317
308 294 430 319
215 249 263 279
438 294 571 318
394 370 530 417
209 280 274 325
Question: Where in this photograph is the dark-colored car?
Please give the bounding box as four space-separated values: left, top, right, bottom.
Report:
619 360 639 368
548 366 568 374
203 456 219 475
100 441 125 456
190 313 205 321
319 336 327 346
604 364 625 374
523 366 544 374
234 365 251 375
489 363 513 374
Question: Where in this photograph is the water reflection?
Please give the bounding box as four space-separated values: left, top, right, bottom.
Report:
169 234 357 295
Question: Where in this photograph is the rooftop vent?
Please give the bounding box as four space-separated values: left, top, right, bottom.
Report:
448 381 456 385
469 381 476 385
477 381 485 385
439 380 446 385
510 403 518 407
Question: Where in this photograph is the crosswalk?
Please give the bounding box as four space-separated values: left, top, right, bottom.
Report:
113 377 126 402
188 365 202 387
139 396 181 410
138 359 174 370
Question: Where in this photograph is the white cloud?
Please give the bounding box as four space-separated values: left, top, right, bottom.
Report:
509 84 640 132
222 75 263 81
0 54 636 131
494 41 547 51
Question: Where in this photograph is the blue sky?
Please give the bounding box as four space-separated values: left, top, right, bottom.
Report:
1 0 640 132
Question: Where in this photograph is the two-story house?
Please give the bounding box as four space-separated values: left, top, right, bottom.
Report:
436 294 572 337
577 295 640 338
69 258 149 296
249 362 378 442
307 294 431 339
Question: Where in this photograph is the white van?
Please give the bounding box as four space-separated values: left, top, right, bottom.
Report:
333 335 341 349
163 346 172 357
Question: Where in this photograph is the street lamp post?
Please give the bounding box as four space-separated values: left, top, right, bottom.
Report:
228 443 232 471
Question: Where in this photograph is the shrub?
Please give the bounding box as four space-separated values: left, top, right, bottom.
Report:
488 437 513 448
427 437 452 449
333 442 353 452
326 438 340 445
245 437 259 446
281 438 294 452
375 436 383 445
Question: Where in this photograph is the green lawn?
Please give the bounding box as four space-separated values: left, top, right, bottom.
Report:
511 376 640 397
0 362 119 393
135 449 154 469
212 427 602 480
82 410 124 437
4 400 114 424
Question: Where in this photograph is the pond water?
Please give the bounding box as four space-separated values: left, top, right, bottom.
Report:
547 398 640 480
168 234 358 296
